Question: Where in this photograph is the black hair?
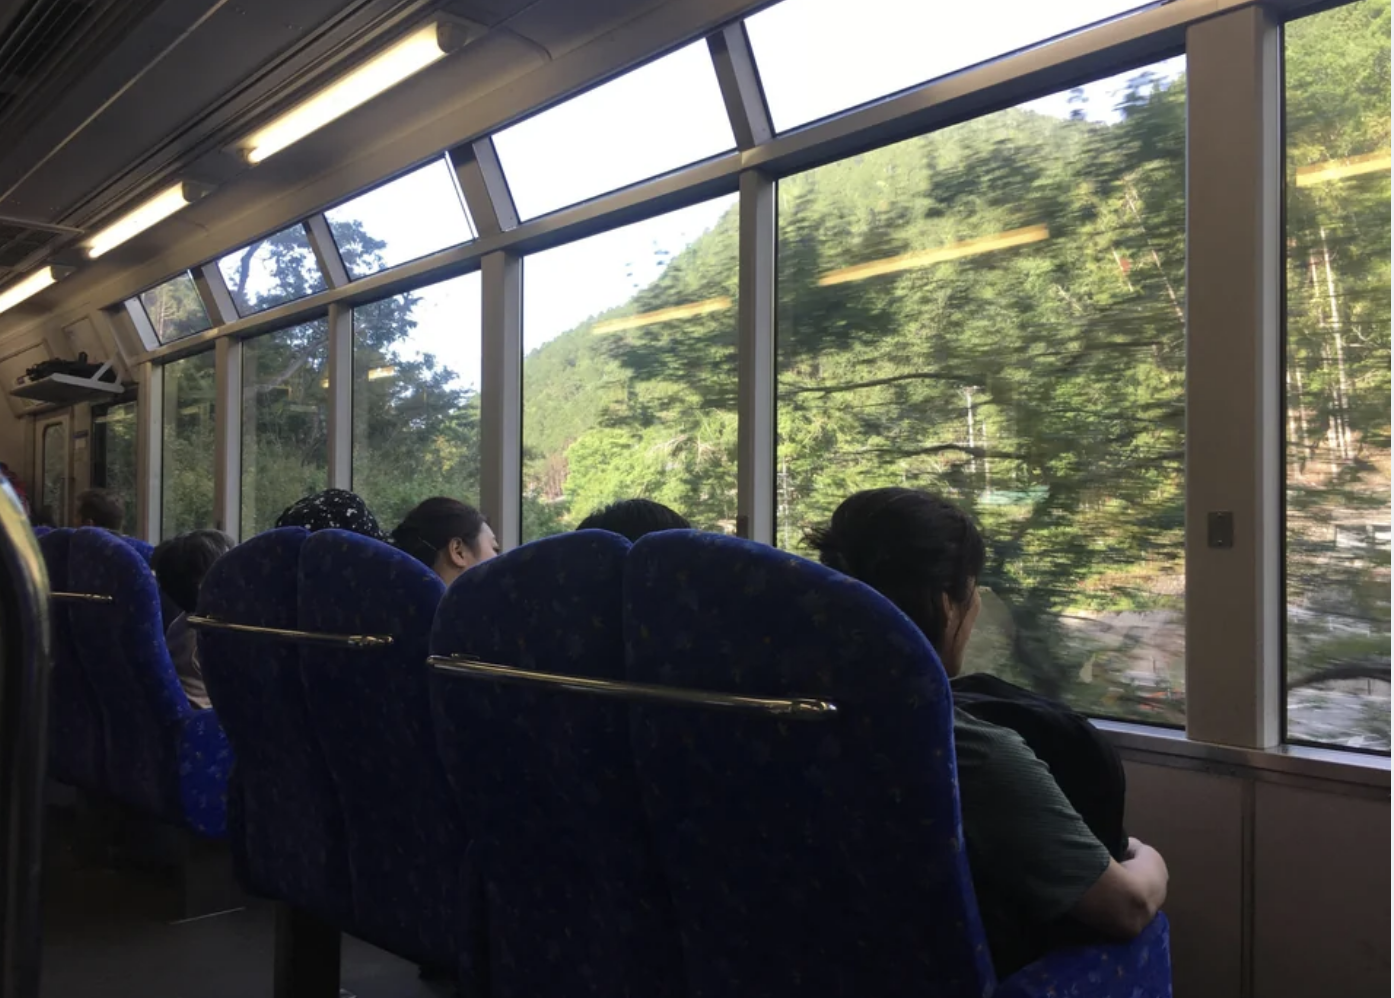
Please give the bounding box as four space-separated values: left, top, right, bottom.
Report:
275 489 386 540
152 529 235 614
31 505 56 528
391 497 490 567
576 498 690 543
806 488 985 654
76 488 124 530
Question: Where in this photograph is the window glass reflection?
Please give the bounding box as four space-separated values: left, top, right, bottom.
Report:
747 0 1148 131
139 271 212 343
241 321 331 536
326 158 476 280
92 400 138 535
352 274 483 527
162 351 217 539
522 195 739 540
495 42 735 220
217 223 327 317
775 60 1187 724
1284 0 1391 751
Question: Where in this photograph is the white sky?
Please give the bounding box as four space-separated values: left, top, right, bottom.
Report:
298 0 1181 395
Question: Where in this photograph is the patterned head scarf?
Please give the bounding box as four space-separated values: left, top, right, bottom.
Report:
275 489 386 540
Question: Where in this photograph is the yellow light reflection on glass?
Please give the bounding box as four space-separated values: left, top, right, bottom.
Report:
817 224 1050 287
592 296 733 334
1295 150 1391 187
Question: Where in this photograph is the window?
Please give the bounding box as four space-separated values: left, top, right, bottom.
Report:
241 321 331 536
161 351 217 539
217 223 327 317
775 60 1187 723
92 400 138 535
352 274 482 528
138 271 213 343
326 158 476 279
522 195 739 540
40 422 67 525
746 0 1149 132
494 42 735 220
1283 1 1391 751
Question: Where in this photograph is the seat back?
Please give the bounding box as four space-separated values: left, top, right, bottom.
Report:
40 528 103 790
429 531 683 998
298 530 473 972
68 527 191 817
624 531 995 998
197 527 351 923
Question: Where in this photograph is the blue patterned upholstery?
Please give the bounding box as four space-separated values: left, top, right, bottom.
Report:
197 527 351 923
67 528 227 835
33 525 51 537
40 528 104 791
625 530 995 998
996 914 1172 998
119 534 154 562
298 530 480 983
429 531 684 998
625 531 1172 998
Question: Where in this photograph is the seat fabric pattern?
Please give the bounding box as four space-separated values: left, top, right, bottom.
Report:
625 530 996 998
996 914 1172 998
429 530 684 998
298 530 477 978
197 527 350 919
40 528 104 790
68 527 227 834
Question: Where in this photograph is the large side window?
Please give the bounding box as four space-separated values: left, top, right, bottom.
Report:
241 321 331 536
217 224 327 317
521 196 739 540
137 272 213 343
40 421 67 525
1283 0 1391 751
161 351 217 539
775 59 1187 723
351 274 482 528
91 400 138 535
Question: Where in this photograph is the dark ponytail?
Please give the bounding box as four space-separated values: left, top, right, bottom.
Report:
806 488 985 653
391 497 488 568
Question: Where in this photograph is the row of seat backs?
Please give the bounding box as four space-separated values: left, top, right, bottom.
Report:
197 528 479 982
39 527 228 835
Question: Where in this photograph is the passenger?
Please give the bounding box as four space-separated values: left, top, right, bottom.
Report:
30 505 56 528
390 497 499 585
576 497 690 542
151 529 235 710
808 487 1169 977
274 488 387 539
76 488 124 530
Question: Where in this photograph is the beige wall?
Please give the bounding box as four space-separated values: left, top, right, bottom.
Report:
1126 757 1390 998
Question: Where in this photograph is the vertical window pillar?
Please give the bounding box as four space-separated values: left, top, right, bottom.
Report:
327 303 353 491
737 169 776 544
213 337 242 539
136 360 162 541
1185 5 1283 748
481 251 522 550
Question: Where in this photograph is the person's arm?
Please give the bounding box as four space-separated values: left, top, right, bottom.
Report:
1071 837 1169 939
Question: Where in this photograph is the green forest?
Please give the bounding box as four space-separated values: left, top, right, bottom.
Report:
153 0 1389 745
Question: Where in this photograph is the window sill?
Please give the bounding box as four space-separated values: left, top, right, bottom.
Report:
1094 719 1391 791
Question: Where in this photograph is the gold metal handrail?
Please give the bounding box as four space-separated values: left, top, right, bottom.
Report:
428 656 838 720
186 615 393 650
50 592 114 604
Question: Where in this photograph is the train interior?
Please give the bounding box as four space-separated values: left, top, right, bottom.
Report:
0 0 1387 995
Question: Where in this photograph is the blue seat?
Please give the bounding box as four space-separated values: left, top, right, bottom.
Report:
67 527 229 835
297 530 480 985
119 534 154 562
196 527 352 924
429 531 684 998
624 531 1172 998
40 528 104 791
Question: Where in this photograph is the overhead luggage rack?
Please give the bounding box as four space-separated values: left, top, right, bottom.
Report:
12 361 124 405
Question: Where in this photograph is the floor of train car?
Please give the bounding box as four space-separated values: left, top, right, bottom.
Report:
41 802 451 998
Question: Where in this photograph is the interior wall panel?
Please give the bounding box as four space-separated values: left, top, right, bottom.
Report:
1125 761 1246 998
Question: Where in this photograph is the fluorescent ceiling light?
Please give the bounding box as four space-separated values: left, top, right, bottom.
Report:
86 182 208 258
592 297 733 334
818 225 1050 287
0 265 72 315
243 22 463 165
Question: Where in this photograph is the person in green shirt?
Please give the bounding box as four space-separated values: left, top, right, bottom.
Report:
808 487 1169 978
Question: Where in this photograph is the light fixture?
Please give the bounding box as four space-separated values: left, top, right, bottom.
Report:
0 265 73 315
818 225 1050 287
367 365 397 381
242 21 472 165
86 182 211 259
